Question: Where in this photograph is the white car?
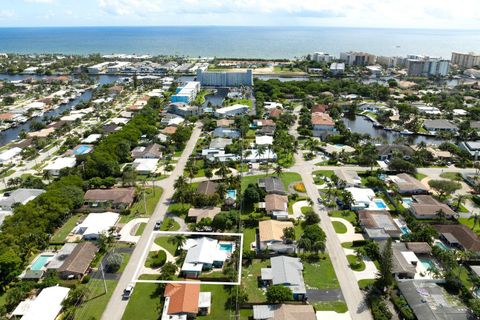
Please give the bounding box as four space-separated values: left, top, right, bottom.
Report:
123 284 134 300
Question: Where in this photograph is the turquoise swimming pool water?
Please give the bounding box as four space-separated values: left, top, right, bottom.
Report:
420 258 435 270
402 198 413 206
435 241 450 250
373 199 387 209
31 255 53 271
219 243 233 253
226 189 237 200
400 226 411 235
74 145 93 155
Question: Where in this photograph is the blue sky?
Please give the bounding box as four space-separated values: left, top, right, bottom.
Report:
0 0 479 29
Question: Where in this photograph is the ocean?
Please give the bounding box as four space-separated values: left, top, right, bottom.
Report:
0 26 478 59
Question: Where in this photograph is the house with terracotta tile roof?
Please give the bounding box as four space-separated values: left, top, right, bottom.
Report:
161 282 211 320
311 112 335 138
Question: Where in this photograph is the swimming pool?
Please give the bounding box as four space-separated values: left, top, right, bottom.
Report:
435 241 450 251
219 243 234 253
226 189 237 200
31 254 53 271
420 258 436 270
373 199 387 209
400 226 411 235
74 145 93 155
402 198 413 206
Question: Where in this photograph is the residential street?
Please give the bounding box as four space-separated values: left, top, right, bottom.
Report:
101 123 202 320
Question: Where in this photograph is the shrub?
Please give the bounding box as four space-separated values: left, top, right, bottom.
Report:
105 253 123 273
293 182 306 193
150 250 167 268
81 275 91 284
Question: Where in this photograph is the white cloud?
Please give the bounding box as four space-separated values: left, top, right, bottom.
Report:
24 0 55 3
0 10 14 19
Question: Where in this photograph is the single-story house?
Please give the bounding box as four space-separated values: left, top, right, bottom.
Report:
133 158 159 174
216 119 234 127
83 187 136 211
261 256 306 301
57 242 98 279
253 304 316 320
214 104 249 118
213 127 240 139
334 169 361 187
72 212 120 240
345 187 375 210
390 173 429 195
0 147 22 164
161 282 211 319
460 141 480 158
181 237 229 278
322 143 356 155
264 101 283 110
162 126 178 135
253 119 276 128
258 177 286 195
434 224 480 253
423 119 458 133
197 181 218 196
358 210 402 239
244 149 277 162
187 207 221 223
45 243 78 272
398 281 469 320
261 194 289 219
255 135 274 146
0 188 45 211
409 195 456 219
11 286 70 320
43 157 76 176
131 143 162 159
376 145 414 161
209 138 232 150
258 220 296 253
391 242 433 279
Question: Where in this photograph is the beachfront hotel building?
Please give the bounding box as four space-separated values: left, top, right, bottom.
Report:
451 52 480 68
170 81 201 103
406 55 449 77
196 69 253 87
339 51 376 66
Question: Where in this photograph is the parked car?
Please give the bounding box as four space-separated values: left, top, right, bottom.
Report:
123 284 134 300
154 220 162 230
317 197 323 204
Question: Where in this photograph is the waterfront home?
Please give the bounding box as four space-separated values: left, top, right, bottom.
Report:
261 256 306 301
11 286 70 320
43 157 76 176
214 104 249 118
83 187 136 211
253 304 316 320
258 177 286 195
0 147 22 164
423 119 458 133
212 127 240 139
409 195 455 219
261 194 289 220
322 143 356 155
358 210 402 240
28 127 55 138
72 212 120 240
311 112 335 138
334 169 362 187
390 173 429 195
376 144 414 161
0 188 45 211
460 141 480 158
187 207 221 223
180 237 229 278
167 102 199 117
57 242 98 280
162 282 211 319
358 102 390 114
434 224 480 254
258 220 296 253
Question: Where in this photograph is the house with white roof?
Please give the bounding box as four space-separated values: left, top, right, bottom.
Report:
43 157 76 176
0 188 45 211
255 135 273 146
214 104 249 118
81 134 102 144
0 147 22 164
180 237 231 278
11 286 70 320
264 102 283 110
244 149 277 163
133 158 159 175
345 187 376 210
72 212 119 240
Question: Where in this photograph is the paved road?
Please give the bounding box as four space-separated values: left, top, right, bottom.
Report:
101 123 202 320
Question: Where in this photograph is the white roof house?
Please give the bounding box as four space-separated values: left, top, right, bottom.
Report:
133 158 159 174
110 117 129 125
73 212 119 240
181 237 228 273
12 286 70 320
345 187 375 210
214 104 249 118
81 134 102 144
0 147 22 163
264 102 283 110
255 136 273 146
0 188 45 210
43 157 76 176
244 149 277 162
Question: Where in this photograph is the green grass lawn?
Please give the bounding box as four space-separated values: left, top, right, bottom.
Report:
167 203 191 219
243 227 257 252
242 259 269 303
160 217 181 231
332 221 347 234
414 173 427 181
358 279 376 289
439 172 462 181
311 301 348 313
303 255 340 289
50 214 83 243
458 217 480 232
122 282 163 320
241 173 302 192
197 285 232 319
75 279 117 320
120 187 163 223
145 250 165 268
329 210 356 224
225 98 253 107
154 236 177 255
313 170 334 178
135 222 146 236
347 255 366 272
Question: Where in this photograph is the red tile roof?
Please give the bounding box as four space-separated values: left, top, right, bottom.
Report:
164 282 200 314
311 112 334 126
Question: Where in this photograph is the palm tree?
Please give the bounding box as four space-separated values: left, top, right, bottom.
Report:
174 176 187 190
274 165 283 177
297 237 312 253
452 194 465 211
167 235 187 253
471 212 480 231
312 240 325 253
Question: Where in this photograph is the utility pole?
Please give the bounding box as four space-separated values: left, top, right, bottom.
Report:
100 261 108 293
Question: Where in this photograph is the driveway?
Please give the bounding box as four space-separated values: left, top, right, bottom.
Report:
316 311 352 320
343 248 378 281
119 218 149 243
292 200 309 219
330 217 365 243
307 288 344 302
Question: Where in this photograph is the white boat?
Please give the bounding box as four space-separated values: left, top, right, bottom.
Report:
400 129 413 135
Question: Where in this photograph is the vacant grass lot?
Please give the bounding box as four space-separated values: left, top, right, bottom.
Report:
75 279 117 320
197 285 232 319
242 259 269 303
303 255 340 289
243 227 257 252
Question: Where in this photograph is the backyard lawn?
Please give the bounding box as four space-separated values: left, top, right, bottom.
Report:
243 227 257 252
242 259 269 303
332 221 347 234
311 301 348 313
122 282 163 320
303 255 340 289
50 214 83 243
197 285 232 319
241 173 302 192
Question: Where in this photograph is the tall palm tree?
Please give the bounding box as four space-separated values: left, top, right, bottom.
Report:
167 235 187 253
174 176 187 190
274 165 283 177
297 237 312 253
452 194 465 211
